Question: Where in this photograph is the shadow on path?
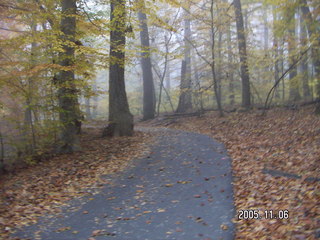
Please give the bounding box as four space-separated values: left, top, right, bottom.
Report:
14 127 235 240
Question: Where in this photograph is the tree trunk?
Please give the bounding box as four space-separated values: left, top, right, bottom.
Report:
288 16 301 102
299 9 311 100
272 8 280 99
227 24 235 105
176 5 192 113
263 8 270 84
217 30 223 106
0 131 4 174
300 0 320 113
103 0 133 137
192 54 204 111
208 0 223 116
24 23 37 155
280 37 285 101
165 62 171 91
85 97 91 120
56 0 80 153
234 0 251 109
92 82 98 119
263 8 269 52
138 0 155 120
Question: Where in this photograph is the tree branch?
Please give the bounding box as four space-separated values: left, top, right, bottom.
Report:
262 46 311 115
0 27 29 33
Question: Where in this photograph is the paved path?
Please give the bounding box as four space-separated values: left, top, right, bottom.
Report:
15 128 235 240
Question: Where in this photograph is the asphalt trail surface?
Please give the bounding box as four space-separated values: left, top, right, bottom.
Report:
15 127 235 240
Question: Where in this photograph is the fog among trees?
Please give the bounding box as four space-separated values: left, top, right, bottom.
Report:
0 0 319 169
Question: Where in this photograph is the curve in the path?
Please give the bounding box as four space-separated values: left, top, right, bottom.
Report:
14 127 235 240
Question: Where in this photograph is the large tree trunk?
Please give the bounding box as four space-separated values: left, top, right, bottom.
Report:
103 0 133 137
300 0 320 113
176 4 193 113
56 0 80 153
138 0 155 120
234 0 251 109
299 10 311 100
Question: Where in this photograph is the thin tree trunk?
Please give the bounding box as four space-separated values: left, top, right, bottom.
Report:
138 0 155 120
217 30 223 106
288 16 301 102
273 8 280 99
24 22 37 154
85 97 91 120
103 0 133 137
227 24 235 105
234 0 251 109
56 0 80 153
280 38 285 101
263 8 269 51
192 54 204 111
209 0 223 116
151 62 175 113
299 9 311 100
263 7 270 83
165 61 171 91
92 82 98 119
154 33 173 115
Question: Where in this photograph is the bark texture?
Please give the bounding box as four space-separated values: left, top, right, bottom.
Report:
234 0 251 109
103 0 133 137
299 12 311 100
227 24 235 105
300 0 320 113
273 8 280 99
138 0 155 120
288 17 301 102
176 5 193 113
56 0 80 153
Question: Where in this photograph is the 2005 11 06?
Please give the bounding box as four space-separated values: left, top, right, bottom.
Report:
237 209 290 220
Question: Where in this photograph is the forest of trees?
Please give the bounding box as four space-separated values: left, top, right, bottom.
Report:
0 0 319 171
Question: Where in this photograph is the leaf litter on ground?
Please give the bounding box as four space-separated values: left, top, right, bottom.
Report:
140 106 319 240
0 122 152 239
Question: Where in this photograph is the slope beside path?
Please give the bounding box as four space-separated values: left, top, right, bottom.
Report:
14 127 235 240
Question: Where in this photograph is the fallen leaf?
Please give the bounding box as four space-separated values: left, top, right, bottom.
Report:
92 230 102 236
220 224 228 230
164 184 174 187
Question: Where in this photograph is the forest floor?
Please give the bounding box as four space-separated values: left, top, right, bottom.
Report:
0 106 319 240
0 124 152 239
140 105 319 239
11 127 235 240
